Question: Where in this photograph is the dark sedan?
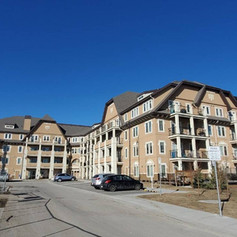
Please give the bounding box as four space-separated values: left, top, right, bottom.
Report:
100 175 143 192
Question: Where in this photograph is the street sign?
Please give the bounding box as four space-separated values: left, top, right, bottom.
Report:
208 146 221 161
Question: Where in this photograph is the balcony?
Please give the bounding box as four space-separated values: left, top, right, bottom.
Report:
170 150 208 159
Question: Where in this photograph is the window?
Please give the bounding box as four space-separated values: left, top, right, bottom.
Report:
133 143 139 157
217 126 226 137
124 148 128 159
186 104 192 114
124 130 128 140
145 120 152 133
18 146 23 153
202 105 210 115
159 141 165 154
131 107 139 118
124 113 128 122
146 161 154 177
2 145 11 153
220 145 228 156
132 126 139 137
72 137 78 143
19 134 24 140
16 157 22 165
30 135 38 142
208 125 213 136
161 164 167 178
5 124 15 129
143 99 153 112
215 108 223 117
55 136 62 144
43 135 50 142
146 142 153 155
133 162 139 177
158 119 164 132
4 133 12 139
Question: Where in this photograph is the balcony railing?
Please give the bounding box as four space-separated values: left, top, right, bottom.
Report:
233 153 237 160
170 150 208 159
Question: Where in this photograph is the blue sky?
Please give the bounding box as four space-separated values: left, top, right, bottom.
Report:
1 0 237 126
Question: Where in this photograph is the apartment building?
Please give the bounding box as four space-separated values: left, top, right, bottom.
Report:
1 80 237 181
0 114 92 180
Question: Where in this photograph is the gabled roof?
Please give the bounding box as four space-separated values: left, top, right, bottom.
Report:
101 91 140 123
0 116 40 133
41 114 56 122
58 124 92 136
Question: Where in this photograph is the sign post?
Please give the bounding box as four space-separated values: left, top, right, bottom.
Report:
208 146 222 216
158 157 162 196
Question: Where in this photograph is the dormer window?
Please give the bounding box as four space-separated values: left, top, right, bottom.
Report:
131 107 139 118
5 124 15 129
143 99 153 113
137 95 144 101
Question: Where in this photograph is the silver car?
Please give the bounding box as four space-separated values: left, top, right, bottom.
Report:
91 173 114 189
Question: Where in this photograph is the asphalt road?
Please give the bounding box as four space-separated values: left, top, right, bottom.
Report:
1 180 237 237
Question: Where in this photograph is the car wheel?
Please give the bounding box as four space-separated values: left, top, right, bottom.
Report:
135 184 141 190
57 178 62 182
109 184 116 192
71 177 75 181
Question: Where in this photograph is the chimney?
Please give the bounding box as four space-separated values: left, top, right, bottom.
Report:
23 115 32 131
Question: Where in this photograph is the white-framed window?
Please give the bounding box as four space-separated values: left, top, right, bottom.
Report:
5 124 15 129
3 157 9 164
186 103 192 114
202 105 210 115
160 163 167 178
124 130 128 140
219 144 228 156
16 157 22 165
43 135 50 142
146 160 154 177
208 125 213 136
19 134 24 140
145 120 152 134
217 126 226 137
158 119 164 132
124 148 128 159
215 107 223 117
4 133 12 139
131 107 139 118
55 136 62 144
124 113 128 122
18 146 23 153
133 143 139 157
143 99 153 113
159 141 166 154
2 145 11 153
72 137 78 143
30 135 38 142
145 142 153 155
133 162 139 177
132 126 139 137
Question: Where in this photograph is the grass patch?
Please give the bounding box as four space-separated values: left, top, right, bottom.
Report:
140 184 237 219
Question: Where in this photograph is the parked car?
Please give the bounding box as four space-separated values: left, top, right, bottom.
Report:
54 173 76 182
100 175 143 192
91 173 114 189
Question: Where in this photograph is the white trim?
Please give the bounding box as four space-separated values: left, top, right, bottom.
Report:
157 119 165 132
159 140 166 154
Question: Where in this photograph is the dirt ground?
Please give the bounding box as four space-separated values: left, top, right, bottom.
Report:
140 184 237 219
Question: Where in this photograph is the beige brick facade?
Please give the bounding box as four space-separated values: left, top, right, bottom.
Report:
1 81 237 180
